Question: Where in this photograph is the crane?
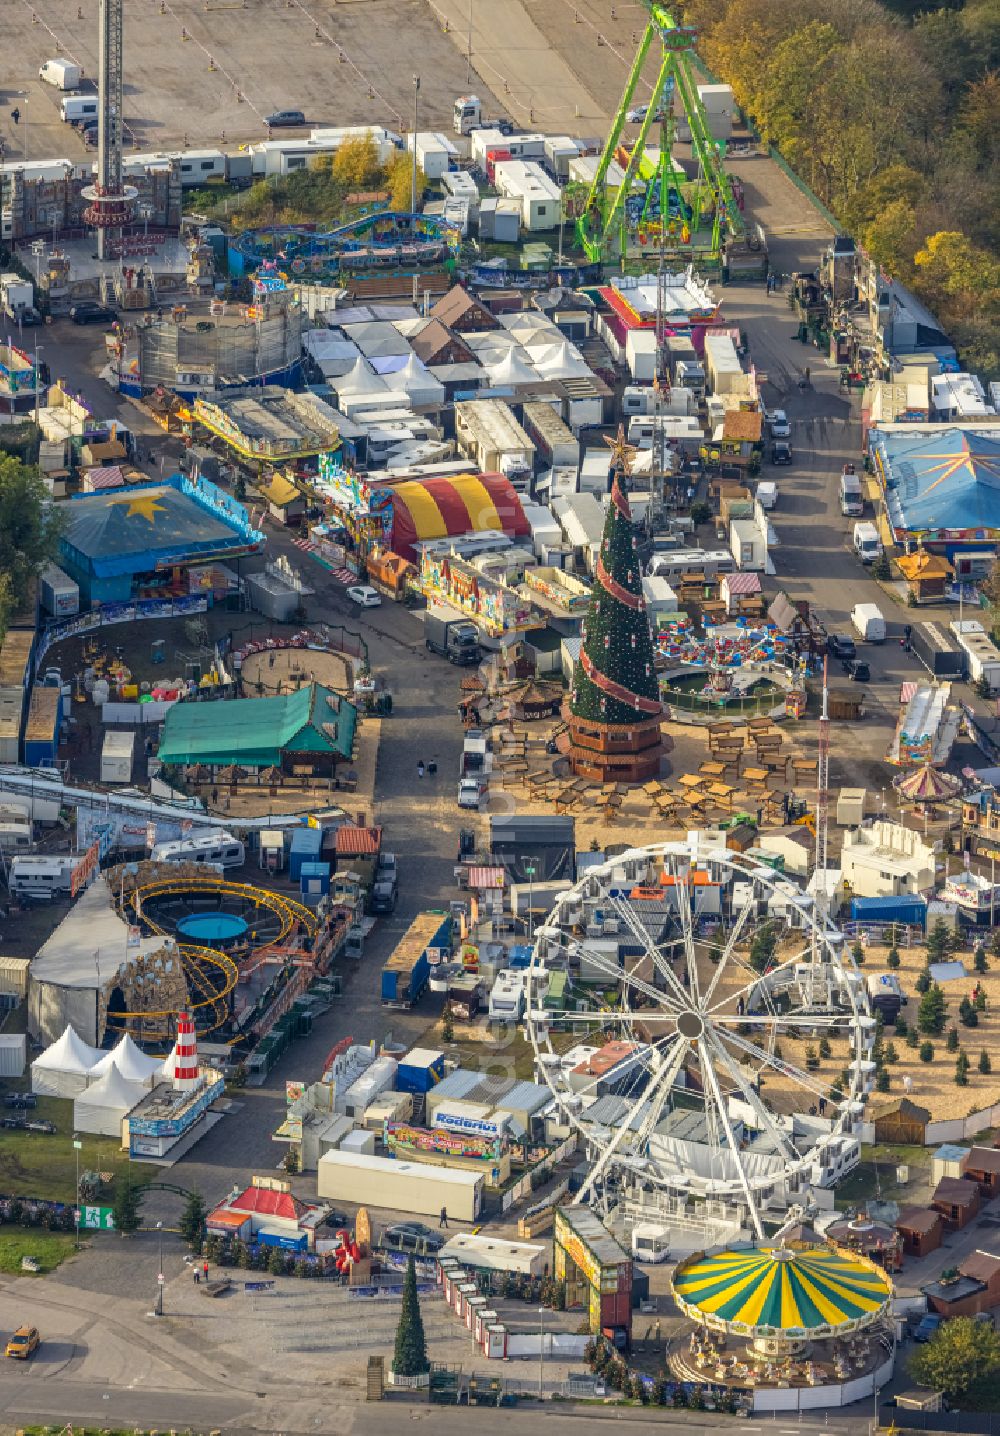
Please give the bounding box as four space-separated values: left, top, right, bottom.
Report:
575 5 744 270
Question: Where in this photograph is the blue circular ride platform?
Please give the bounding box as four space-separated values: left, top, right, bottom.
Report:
176 912 249 945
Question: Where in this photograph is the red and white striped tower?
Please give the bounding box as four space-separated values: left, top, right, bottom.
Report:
171 1010 199 1091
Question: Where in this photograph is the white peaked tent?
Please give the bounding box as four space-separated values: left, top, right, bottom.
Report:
336 357 388 398
160 1040 180 1081
487 349 538 386
31 1024 104 1098
88 1034 163 1089
73 1061 147 1138
533 342 590 378
384 353 446 406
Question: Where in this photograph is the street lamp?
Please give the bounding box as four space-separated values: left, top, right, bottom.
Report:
73 1136 82 1250
411 74 421 225
538 1305 545 1400
156 1220 164 1316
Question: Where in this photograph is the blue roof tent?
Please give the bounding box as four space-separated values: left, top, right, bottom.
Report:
874 428 1000 546
58 473 264 604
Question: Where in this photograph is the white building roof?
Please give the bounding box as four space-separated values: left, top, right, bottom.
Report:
31 878 169 991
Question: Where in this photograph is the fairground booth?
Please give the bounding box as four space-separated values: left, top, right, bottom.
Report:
58 473 264 606
553 1206 633 1349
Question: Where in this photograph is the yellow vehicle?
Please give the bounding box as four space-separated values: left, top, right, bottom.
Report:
5 1326 40 1359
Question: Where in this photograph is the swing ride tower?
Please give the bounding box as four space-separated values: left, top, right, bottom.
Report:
575 6 744 270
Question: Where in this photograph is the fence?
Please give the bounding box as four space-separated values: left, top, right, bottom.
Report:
881 1404 1000 1436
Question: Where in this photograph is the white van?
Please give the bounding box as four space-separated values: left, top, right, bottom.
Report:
853 521 882 564
60 95 99 124
852 602 887 643
150 830 245 869
8 855 75 898
756 480 777 511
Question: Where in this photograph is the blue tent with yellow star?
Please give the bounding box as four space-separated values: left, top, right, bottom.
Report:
60 474 262 604
874 428 1000 544
672 1245 892 1338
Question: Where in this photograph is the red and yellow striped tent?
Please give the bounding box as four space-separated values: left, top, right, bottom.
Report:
380 472 530 561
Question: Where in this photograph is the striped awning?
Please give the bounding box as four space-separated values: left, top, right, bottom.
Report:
467 866 505 889
672 1245 892 1337
334 824 382 855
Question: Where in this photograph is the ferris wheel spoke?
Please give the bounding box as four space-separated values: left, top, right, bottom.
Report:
712 1011 851 1029
575 941 682 1011
697 1037 764 1241
705 1030 801 1166
716 1024 836 1103
700 895 756 1008
705 944 820 1017
608 894 690 1009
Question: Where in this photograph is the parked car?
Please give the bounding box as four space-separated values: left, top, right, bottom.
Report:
3 1094 36 1108
768 409 790 438
382 1223 445 1257
69 300 116 324
265 109 305 127
626 104 666 123
827 634 857 662
458 776 486 810
845 659 870 683
0 1118 26 1131
5 1326 40 1360
914 1313 942 1343
321 1209 351 1230
25 1119 56 1134
346 585 381 608
771 440 792 465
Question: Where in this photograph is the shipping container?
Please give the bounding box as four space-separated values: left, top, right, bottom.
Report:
0 689 24 764
39 563 80 618
289 825 323 880
911 622 965 679
101 729 135 784
381 913 452 1006
397 1047 446 1094
317 1149 483 1221
0 956 31 999
0 1034 27 1078
22 686 61 767
951 620 1000 692
850 895 927 926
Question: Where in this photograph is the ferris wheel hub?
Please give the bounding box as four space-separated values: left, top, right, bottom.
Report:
676 1009 705 1040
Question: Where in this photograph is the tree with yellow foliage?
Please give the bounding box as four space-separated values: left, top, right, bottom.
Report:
385 151 425 213
330 134 382 189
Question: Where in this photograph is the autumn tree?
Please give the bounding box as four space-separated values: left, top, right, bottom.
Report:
385 151 424 212
909 1315 1000 1399
331 134 382 189
0 455 64 640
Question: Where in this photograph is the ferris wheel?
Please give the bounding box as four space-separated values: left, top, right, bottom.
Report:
526 845 876 1239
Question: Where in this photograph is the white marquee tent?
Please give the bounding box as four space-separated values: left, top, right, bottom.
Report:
31 1024 104 1098
88 1034 163 1088
73 1061 148 1138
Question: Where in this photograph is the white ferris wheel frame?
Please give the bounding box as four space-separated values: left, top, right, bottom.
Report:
525 845 875 1239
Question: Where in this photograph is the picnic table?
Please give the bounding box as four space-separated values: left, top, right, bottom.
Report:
699 761 727 779
741 765 769 784
678 773 705 790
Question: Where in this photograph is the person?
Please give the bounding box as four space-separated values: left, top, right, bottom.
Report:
193 1267 200 1285
203 1258 209 1281
439 1206 448 1229
417 761 425 779
428 758 437 776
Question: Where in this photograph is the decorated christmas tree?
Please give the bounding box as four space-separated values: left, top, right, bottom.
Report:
566 430 665 783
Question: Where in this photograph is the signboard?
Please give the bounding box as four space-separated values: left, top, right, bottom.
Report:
385 1120 501 1162
286 1080 305 1105
80 1205 115 1231
433 1109 504 1140
70 841 100 896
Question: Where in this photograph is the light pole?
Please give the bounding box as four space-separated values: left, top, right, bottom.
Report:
156 1220 164 1316
525 862 536 941
538 1305 545 1400
411 74 420 226
33 342 43 429
73 1136 82 1250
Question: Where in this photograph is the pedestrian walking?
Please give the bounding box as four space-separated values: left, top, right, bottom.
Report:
211 786 218 806
417 761 425 779
193 1268 200 1285
428 758 437 777
203 1259 209 1281
439 1206 448 1229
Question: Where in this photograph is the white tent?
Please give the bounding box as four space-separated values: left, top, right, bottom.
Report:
383 354 446 406
487 349 538 386
73 1061 147 1138
160 1040 180 1081
31 1024 104 1098
532 342 590 379
88 1034 163 1088
335 357 388 398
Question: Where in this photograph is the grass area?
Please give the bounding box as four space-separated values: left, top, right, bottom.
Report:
835 1143 934 1210
0 1092 157 1202
0 1231 79 1275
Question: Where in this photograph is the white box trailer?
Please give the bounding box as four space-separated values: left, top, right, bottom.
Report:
703 334 743 395
521 401 579 470
100 730 135 784
408 130 458 181
951 620 1000 691
492 159 561 232
39 59 82 89
39 563 80 618
317 1149 483 1221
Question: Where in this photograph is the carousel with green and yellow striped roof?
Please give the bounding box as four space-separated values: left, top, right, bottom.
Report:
670 1237 895 1400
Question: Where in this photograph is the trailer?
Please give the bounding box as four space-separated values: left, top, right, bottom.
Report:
100 730 135 785
911 622 965 679
381 911 452 1006
39 59 82 90
39 563 79 619
318 1149 483 1221
951 620 1000 692
521 402 579 471
424 601 482 666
